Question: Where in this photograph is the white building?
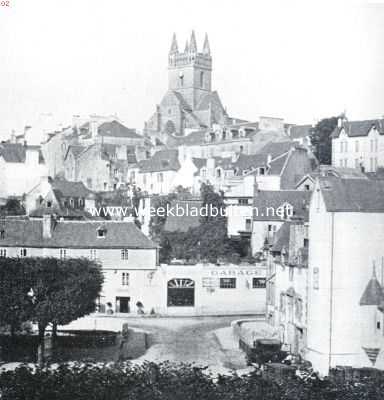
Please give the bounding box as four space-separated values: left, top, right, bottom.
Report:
0 216 266 316
306 175 384 375
331 118 384 172
0 216 160 314
0 143 48 200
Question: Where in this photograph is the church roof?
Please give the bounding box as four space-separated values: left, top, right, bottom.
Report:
196 91 226 113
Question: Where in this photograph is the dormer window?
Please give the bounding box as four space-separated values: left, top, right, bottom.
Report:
259 167 265 175
46 201 52 208
69 198 74 207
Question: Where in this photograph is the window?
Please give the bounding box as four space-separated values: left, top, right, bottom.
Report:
0 230 4 240
47 201 52 208
121 249 129 260
252 277 266 288
158 172 164 183
78 198 84 207
245 218 252 231
259 167 265 175
216 168 222 178
370 140 374 152
60 249 67 259
220 278 236 289
200 71 204 88
375 139 378 152
377 321 381 330
90 249 97 260
20 248 27 257
122 272 129 286
103 182 108 191
201 168 207 178
238 198 249 205
167 279 195 307
313 267 319 290
340 142 343 153
304 184 310 191
114 169 118 177
69 198 74 207
97 229 106 238
345 142 348 152
179 74 184 87
303 238 309 248
0 249 6 257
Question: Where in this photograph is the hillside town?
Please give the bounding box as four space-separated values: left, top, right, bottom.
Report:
1 28 384 389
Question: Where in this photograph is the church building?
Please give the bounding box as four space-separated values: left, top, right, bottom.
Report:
145 31 231 140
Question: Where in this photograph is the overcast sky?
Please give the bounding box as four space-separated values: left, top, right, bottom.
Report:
1 0 383 143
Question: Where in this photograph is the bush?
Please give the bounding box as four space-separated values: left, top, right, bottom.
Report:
1 362 384 400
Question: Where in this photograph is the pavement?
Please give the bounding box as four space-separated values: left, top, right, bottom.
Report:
0 315 264 375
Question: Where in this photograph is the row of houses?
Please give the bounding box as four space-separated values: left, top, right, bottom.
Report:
263 169 384 376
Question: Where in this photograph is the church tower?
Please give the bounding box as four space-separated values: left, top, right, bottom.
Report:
168 31 212 109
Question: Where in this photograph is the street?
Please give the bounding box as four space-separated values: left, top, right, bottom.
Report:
65 315 256 373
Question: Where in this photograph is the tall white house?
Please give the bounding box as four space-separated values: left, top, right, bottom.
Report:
306 174 384 376
331 118 384 172
0 143 48 200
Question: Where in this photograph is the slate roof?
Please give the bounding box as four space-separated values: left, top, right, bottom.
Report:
0 219 157 249
331 119 384 138
257 141 295 158
173 130 208 146
234 153 268 172
267 152 289 175
50 178 91 199
319 177 384 212
360 274 384 306
97 120 142 139
253 190 311 221
163 199 202 232
29 206 97 220
0 143 45 164
139 149 180 173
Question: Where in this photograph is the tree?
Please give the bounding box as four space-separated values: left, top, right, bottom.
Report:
0 258 34 336
310 116 339 164
0 257 103 361
0 198 25 216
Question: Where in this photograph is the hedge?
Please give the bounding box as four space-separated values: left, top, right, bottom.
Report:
0 362 384 400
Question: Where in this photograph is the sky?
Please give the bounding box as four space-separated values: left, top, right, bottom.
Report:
0 0 384 143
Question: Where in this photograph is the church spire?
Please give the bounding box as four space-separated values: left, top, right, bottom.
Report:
169 33 178 54
189 30 197 53
202 33 210 55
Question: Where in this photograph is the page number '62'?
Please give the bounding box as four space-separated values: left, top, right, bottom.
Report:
1 1 10 6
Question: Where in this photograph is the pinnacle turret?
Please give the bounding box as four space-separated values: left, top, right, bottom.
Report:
189 30 197 53
202 33 210 55
169 33 178 54
184 40 189 53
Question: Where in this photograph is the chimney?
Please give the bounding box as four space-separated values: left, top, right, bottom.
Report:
42 214 54 239
267 154 272 166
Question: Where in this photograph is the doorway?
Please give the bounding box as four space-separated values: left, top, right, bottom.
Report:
116 297 131 313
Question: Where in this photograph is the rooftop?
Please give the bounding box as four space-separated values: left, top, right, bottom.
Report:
0 219 157 249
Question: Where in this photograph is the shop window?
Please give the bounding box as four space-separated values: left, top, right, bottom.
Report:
220 278 236 289
252 277 266 288
167 278 195 307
